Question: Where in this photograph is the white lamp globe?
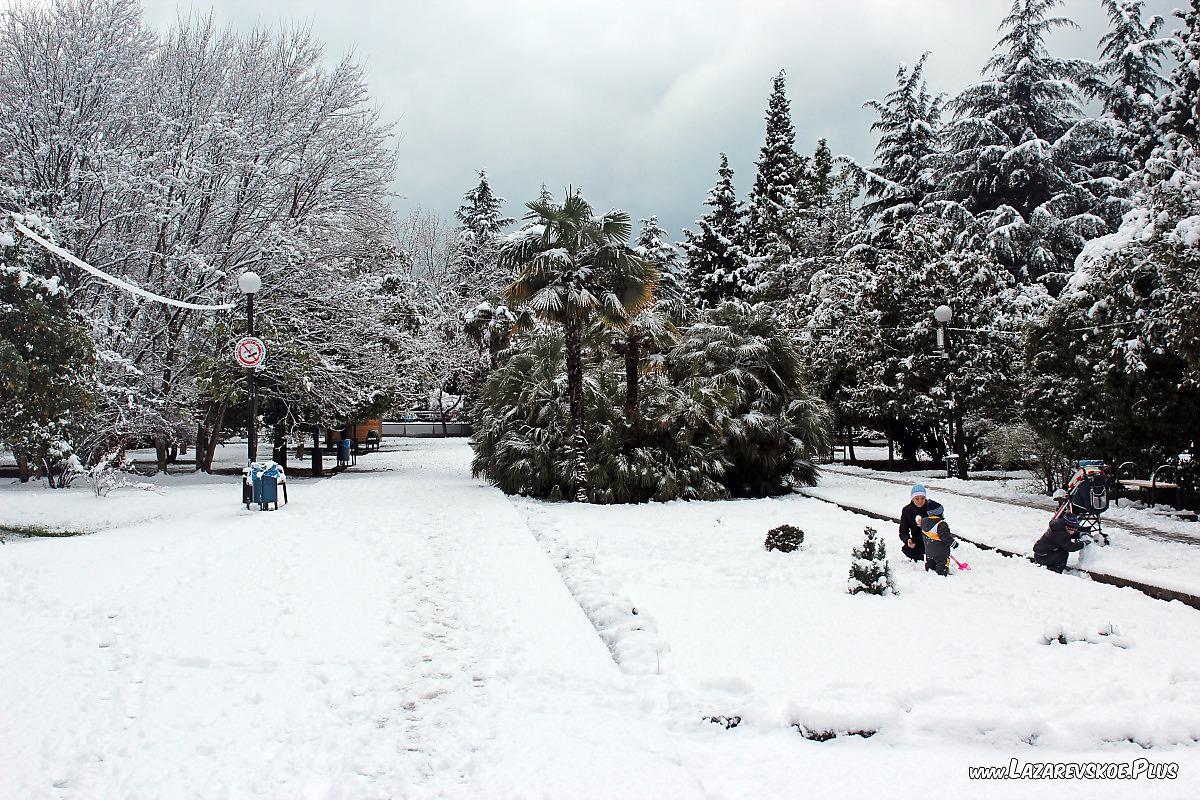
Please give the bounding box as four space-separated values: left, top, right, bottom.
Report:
934 304 952 324
237 271 262 294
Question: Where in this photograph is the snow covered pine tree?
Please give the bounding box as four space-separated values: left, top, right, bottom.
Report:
848 526 898 595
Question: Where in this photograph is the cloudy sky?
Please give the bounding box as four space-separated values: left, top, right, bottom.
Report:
139 0 1178 239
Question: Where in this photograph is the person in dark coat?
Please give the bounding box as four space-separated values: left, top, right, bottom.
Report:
1033 515 1088 573
918 501 955 576
898 484 934 562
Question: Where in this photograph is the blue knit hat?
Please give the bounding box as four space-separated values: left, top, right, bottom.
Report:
911 484 927 498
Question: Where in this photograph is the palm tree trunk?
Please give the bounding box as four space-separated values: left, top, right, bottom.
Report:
564 314 588 502
624 329 640 419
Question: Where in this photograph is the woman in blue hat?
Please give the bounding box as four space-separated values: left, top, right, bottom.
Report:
898 484 934 562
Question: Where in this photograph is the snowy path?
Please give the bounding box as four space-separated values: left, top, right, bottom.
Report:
1 440 703 799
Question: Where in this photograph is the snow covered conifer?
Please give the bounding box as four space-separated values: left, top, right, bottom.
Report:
636 216 683 304
936 0 1120 288
0 221 95 485
744 70 807 298
680 153 751 307
455 170 516 297
854 54 944 257
847 526 897 595
1027 1 1200 464
1089 0 1173 166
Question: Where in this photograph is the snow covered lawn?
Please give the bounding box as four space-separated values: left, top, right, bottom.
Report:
514 490 1200 798
4 439 1200 798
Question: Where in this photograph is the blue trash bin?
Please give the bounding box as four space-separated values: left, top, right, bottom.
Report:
338 438 352 467
259 475 278 510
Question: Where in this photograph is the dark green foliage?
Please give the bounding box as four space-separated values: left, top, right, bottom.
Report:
764 524 805 553
668 302 832 496
470 302 832 503
0 231 95 484
468 331 725 503
848 526 897 595
680 153 751 307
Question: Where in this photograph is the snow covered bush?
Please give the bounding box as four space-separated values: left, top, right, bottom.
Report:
667 301 832 496
0 221 96 486
847 526 897 596
470 300 832 503
764 524 805 553
469 332 726 503
85 450 154 497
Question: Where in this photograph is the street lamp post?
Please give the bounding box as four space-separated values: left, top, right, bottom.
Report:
934 304 957 479
238 271 262 466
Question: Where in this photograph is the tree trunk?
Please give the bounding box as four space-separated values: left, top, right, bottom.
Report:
624 330 640 419
202 400 228 473
954 413 968 480
154 437 169 475
195 420 207 470
272 425 288 472
311 426 324 477
564 315 588 502
886 419 895 465
15 451 32 483
847 426 857 463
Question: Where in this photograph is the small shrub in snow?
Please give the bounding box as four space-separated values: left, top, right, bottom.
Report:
764 524 804 553
793 724 877 741
1040 622 1132 649
847 526 897 595
706 715 741 729
85 450 156 497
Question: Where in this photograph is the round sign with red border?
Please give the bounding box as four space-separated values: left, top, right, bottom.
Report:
235 336 267 369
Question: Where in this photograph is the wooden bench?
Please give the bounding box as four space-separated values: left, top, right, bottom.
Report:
1115 463 1180 507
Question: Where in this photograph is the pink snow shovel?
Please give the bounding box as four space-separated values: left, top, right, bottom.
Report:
950 555 971 571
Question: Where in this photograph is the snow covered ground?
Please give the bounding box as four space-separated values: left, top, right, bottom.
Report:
514 491 1200 798
1 441 700 799
805 470 1200 597
4 439 1199 798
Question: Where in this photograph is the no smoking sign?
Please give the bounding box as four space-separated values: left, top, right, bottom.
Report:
234 336 267 369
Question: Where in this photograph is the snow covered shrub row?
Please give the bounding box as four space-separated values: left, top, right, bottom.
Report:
763 524 805 553
470 302 832 503
1041 622 1133 649
538 536 670 675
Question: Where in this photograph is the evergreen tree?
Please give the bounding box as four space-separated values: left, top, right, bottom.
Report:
1028 1 1200 465
855 54 944 256
635 216 683 303
500 192 658 502
668 302 832 495
0 219 96 485
935 0 1119 288
744 70 807 297
802 214 1045 469
847 526 897 595
800 138 836 255
679 153 751 307
1088 0 1173 165
454 170 516 297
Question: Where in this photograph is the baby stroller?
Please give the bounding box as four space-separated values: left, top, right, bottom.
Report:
1050 460 1110 546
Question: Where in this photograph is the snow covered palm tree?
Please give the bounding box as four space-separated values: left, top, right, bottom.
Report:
500 192 658 502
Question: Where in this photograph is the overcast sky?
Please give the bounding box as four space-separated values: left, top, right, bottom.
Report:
137 0 1180 240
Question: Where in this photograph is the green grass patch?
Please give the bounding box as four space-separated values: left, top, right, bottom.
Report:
0 523 88 540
